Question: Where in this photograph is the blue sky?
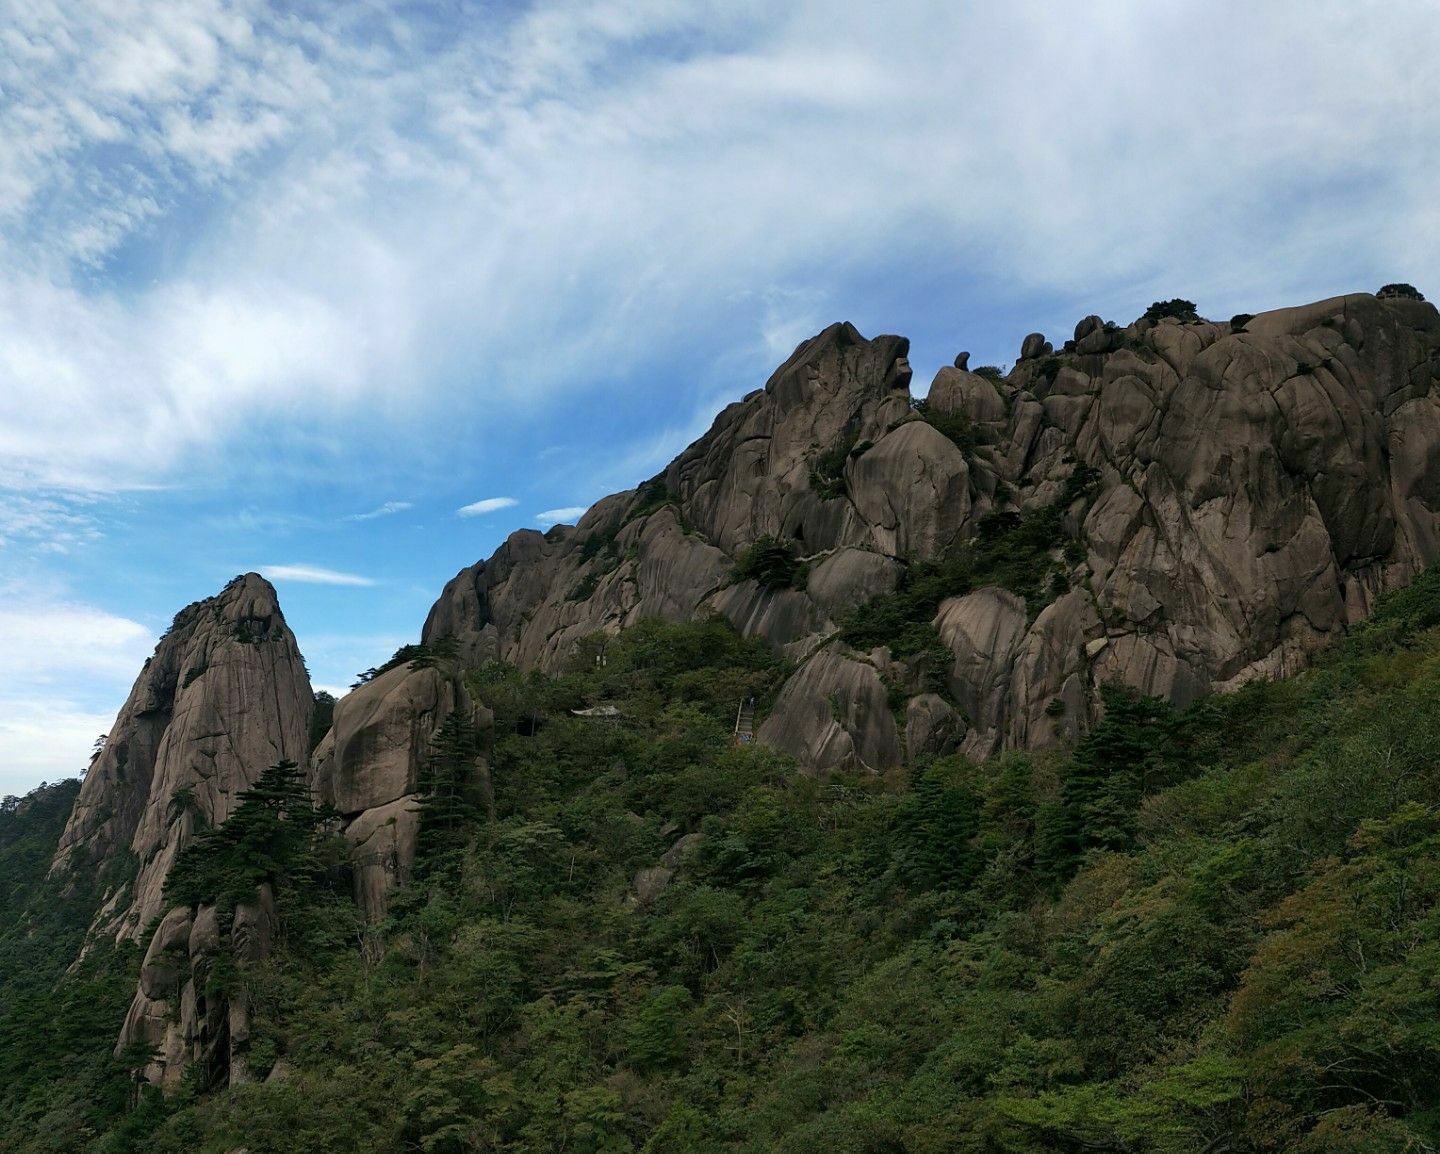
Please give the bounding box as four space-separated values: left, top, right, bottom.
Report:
2 0 1437 795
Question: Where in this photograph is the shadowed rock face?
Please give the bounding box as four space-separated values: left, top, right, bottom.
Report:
117 885 277 1089
425 293 1440 771
52 573 313 941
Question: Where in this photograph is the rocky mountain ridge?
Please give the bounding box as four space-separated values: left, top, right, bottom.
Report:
425 290 1440 767
43 286 1440 1090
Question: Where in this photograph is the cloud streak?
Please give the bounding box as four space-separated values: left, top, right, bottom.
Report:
458 497 517 517
260 564 376 587
345 501 412 522
535 506 588 528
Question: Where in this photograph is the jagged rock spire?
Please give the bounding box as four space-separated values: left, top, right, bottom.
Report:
52 573 313 941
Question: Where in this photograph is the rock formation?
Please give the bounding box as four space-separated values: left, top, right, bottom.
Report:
53 571 496 1088
52 573 314 941
311 661 491 921
117 885 278 1089
40 288 1440 1096
425 292 1440 772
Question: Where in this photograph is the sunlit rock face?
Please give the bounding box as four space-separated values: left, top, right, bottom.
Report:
425 293 1440 769
52 573 313 942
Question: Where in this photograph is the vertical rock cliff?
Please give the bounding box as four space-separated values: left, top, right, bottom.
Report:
52 573 315 942
54 572 496 1088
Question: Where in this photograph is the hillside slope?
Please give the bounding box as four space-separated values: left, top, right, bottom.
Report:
9 566 1440 1151
6 287 1440 1151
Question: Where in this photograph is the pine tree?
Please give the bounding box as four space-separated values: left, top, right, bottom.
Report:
416 711 486 874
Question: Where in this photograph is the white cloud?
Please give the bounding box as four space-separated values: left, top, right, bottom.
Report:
0 597 154 683
0 595 156 793
344 500 411 522
0 490 102 551
535 506 588 528
0 1 1433 498
0 697 125 796
457 496 517 517
260 564 376 586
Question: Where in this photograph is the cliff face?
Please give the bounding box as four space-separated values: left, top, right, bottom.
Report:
52 573 314 942
311 662 491 921
425 292 1440 770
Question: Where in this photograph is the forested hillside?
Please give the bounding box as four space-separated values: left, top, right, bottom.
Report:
6 570 1440 1151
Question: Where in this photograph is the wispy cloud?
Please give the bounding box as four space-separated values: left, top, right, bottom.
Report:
345 501 412 522
0 596 154 683
260 564 376 586
458 497 517 517
535 506 588 528
2 3 1434 496
0 490 102 552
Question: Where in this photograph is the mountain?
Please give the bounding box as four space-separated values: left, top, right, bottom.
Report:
425 291 1440 766
52 573 315 943
6 286 1440 1151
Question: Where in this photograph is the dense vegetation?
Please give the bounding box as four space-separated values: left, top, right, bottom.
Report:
730 536 806 591
1141 299 1202 324
7 571 1440 1149
0 780 146 1147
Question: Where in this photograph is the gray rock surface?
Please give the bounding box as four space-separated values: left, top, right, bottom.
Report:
905 694 965 763
756 649 900 773
52 573 313 942
419 292 1440 773
312 661 491 920
116 883 279 1089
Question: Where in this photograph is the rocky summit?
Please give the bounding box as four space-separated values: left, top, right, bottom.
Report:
425 292 1440 768
51 573 314 943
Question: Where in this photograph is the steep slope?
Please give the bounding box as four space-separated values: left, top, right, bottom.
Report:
52 573 314 942
425 292 1440 770
36 566 1440 1153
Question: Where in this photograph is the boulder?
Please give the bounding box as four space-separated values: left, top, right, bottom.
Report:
344 795 424 922
905 694 965 762
847 421 971 559
311 663 462 817
757 649 901 773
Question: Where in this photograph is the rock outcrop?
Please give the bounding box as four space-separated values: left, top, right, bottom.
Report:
311 661 491 920
52 573 314 941
61 570 500 1089
424 291 1440 771
117 885 278 1089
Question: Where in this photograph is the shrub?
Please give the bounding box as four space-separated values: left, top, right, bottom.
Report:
731 536 805 590
809 431 858 500
1142 299 1201 324
1230 313 1253 332
1036 356 1063 386
912 401 979 454
972 365 1006 382
1377 282 1425 301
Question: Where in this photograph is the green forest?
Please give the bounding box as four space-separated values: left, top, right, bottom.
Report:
7 574 1440 1151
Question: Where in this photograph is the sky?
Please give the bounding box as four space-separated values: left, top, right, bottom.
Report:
1 0 1437 796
